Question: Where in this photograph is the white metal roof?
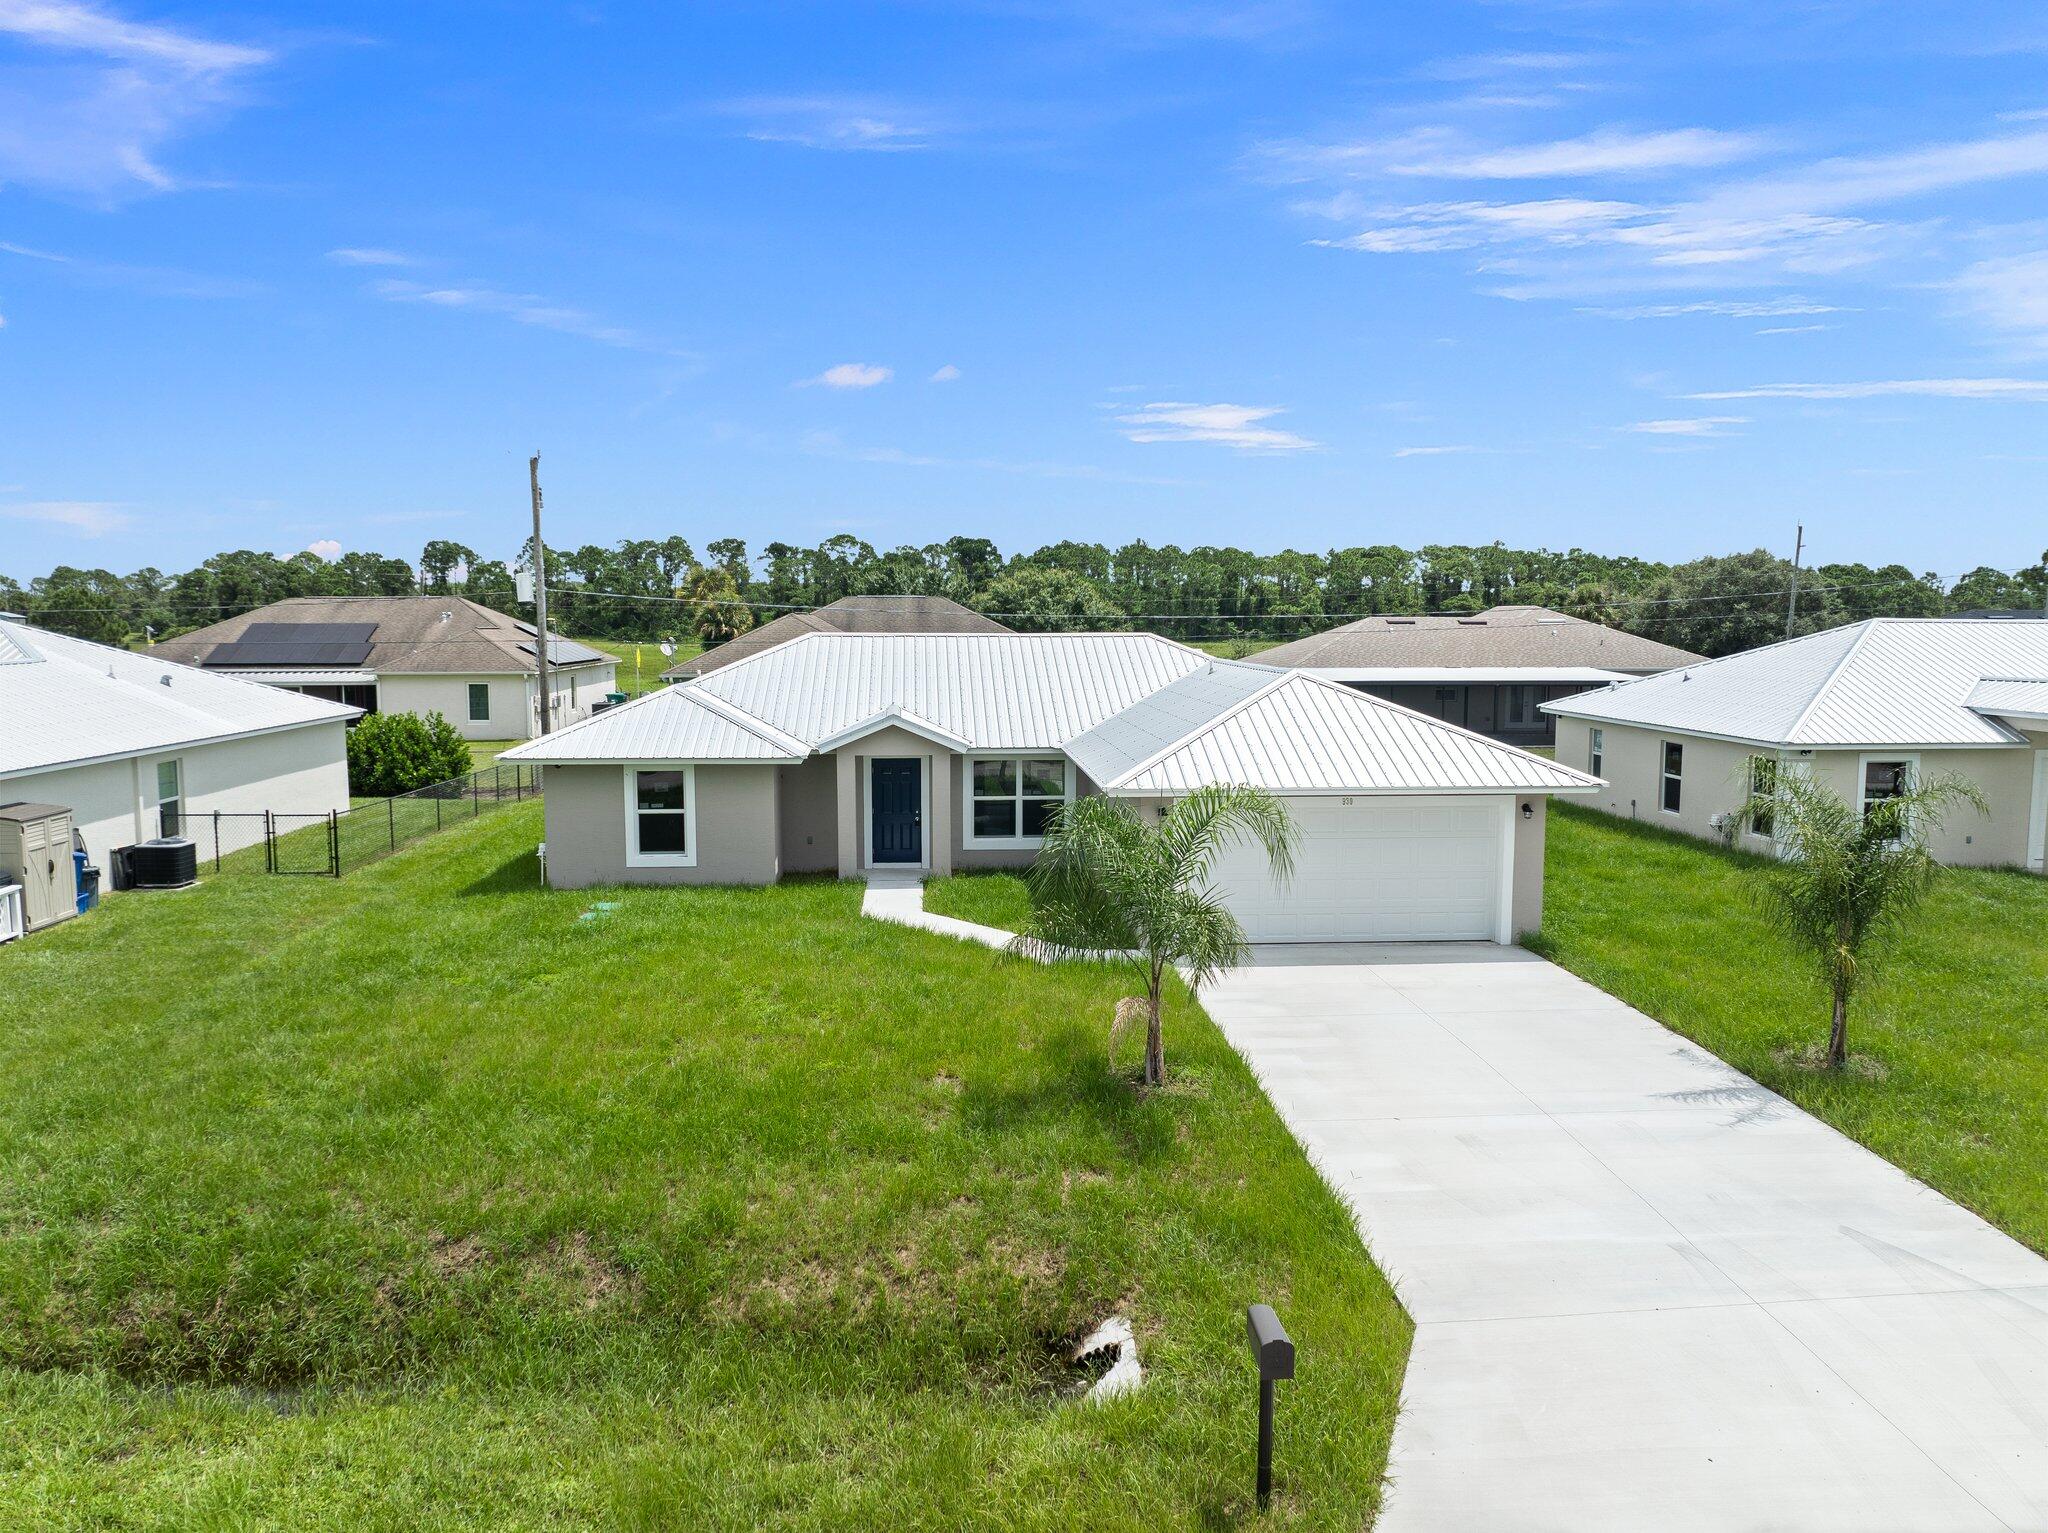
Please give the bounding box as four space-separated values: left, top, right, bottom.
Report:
1069 663 1603 796
1310 665 1634 685
698 631 1211 750
503 684 806 763
1966 677 2048 724
0 619 357 779
1544 620 2048 748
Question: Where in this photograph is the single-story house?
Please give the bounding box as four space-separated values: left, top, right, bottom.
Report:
662 593 1010 681
1255 605 1702 746
0 614 354 868
505 632 1601 942
1545 618 2048 873
151 596 616 740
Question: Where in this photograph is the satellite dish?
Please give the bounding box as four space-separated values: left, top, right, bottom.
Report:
659 640 675 657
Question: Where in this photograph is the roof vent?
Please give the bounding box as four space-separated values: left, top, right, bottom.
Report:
439 610 454 623
160 673 172 686
1386 618 1416 625
1457 618 1486 626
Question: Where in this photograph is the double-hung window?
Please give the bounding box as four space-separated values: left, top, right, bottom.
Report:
1749 755 1777 838
967 756 1069 845
1660 741 1684 814
627 767 694 866
156 759 183 838
1860 757 1916 838
1588 727 1604 778
468 683 491 722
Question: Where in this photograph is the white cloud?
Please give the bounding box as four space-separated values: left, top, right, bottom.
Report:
1420 51 1596 82
1115 401 1315 451
1 499 131 535
929 363 962 382
1389 128 1765 180
327 248 415 267
1392 444 1477 456
1583 298 1844 320
305 538 342 559
801 362 892 389
717 95 937 153
0 0 270 197
1689 378 2048 402
371 279 688 356
1623 416 1747 435
1949 251 2048 350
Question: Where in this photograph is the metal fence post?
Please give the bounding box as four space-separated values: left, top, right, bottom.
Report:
329 809 341 877
435 792 442 832
388 795 396 851
264 810 274 874
213 810 222 873
472 770 480 818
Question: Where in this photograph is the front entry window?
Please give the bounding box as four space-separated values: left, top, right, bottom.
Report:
969 756 1067 844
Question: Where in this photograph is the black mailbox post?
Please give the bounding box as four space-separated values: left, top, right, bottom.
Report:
1245 1303 1295 1509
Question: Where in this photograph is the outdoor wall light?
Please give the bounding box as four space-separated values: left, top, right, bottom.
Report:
1521 802 1534 820
1245 1303 1295 1510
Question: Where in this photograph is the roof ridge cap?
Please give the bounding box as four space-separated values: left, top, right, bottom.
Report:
675 684 811 753
1783 619 1880 745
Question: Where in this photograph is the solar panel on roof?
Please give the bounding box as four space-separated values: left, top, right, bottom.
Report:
204 621 377 668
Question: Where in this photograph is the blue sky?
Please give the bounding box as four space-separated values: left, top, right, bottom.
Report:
2 0 2046 581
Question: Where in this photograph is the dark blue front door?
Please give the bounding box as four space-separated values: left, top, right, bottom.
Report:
871 758 922 864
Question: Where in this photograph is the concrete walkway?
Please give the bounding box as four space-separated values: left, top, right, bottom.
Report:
1203 944 2048 1533
859 869 1014 950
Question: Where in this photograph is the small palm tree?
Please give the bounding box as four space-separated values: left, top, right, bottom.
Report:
1739 769 1985 1069
1012 785 1297 1088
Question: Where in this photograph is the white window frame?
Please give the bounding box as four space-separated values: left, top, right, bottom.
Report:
1747 754 1778 840
1588 727 1604 778
1660 740 1684 815
961 754 1075 851
468 682 491 722
1857 753 1919 839
623 764 697 868
155 757 184 839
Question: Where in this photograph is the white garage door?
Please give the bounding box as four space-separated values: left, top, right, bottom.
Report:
1207 795 1509 942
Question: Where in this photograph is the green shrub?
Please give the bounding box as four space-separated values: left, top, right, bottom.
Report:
346 711 474 798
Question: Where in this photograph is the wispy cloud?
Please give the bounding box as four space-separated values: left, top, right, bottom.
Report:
0 237 260 298
327 247 415 267
0 0 271 197
370 279 689 355
929 363 962 382
1689 378 2048 402
1419 51 1597 82
1623 416 1747 435
716 95 939 152
1 498 131 535
1388 128 1765 180
1392 443 1477 457
1583 298 1844 320
1115 401 1315 451
800 362 892 388
1948 251 2048 351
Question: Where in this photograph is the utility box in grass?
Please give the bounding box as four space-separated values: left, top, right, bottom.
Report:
0 802 79 933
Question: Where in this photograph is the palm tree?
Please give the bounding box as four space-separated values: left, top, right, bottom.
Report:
1012 785 1297 1088
1738 769 1985 1069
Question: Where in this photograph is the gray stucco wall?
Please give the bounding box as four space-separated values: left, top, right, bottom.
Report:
1555 715 2048 870
777 756 838 874
1513 795 1546 937
540 762 780 888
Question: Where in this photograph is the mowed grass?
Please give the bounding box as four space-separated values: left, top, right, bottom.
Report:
0 806 1407 1529
925 871 1035 933
1532 803 2048 1251
574 637 699 697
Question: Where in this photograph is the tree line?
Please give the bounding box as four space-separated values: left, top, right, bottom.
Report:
5 534 2043 660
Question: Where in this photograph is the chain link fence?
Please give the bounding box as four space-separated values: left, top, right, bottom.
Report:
197 762 543 878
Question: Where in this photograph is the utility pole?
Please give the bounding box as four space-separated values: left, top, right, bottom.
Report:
1785 523 1804 641
529 453 554 736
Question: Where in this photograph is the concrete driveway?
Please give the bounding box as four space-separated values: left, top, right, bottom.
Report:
1203 944 2048 1533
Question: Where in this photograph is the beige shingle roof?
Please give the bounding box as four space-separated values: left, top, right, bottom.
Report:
1256 605 1701 674
150 596 610 677
662 594 1010 679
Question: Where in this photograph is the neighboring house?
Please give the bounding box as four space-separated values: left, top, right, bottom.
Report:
1545 618 2048 873
1255 605 1702 746
0 615 354 869
505 632 1600 942
661 594 1011 681
151 596 617 740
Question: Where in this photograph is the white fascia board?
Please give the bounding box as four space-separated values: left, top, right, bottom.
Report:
813 708 973 754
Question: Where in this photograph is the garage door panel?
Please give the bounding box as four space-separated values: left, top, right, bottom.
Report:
1208 795 1508 943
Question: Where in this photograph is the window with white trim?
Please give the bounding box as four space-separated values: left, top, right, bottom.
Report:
966 756 1069 845
1588 727 1603 778
1749 755 1776 838
156 758 184 838
1660 741 1683 814
627 767 695 865
1860 757 1915 834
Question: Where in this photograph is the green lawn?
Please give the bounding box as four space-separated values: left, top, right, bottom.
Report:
1533 803 2048 1253
575 637 699 698
926 871 1035 933
0 807 1406 1529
